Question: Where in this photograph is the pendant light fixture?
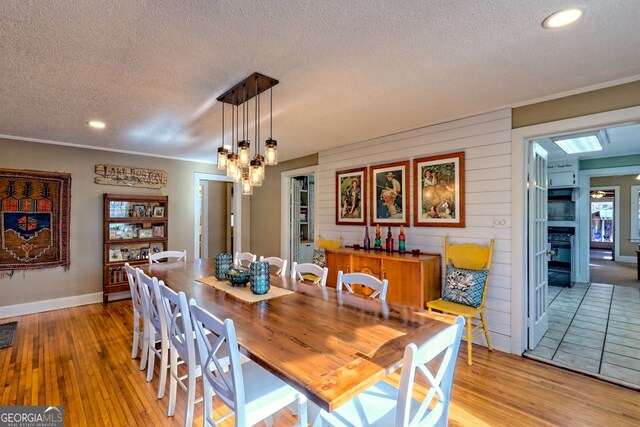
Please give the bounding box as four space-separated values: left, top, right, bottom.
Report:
217 73 279 194
216 101 228 170
265 81 278 166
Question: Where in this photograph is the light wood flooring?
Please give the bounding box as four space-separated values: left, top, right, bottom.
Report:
1 300 639 426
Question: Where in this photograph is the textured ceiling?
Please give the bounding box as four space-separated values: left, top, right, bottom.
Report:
1 0 640 163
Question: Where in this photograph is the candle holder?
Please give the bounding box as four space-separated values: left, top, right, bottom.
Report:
250 260 271 295
215 253 233 280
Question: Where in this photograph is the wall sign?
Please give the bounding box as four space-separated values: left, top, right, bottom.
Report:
95 164 167 189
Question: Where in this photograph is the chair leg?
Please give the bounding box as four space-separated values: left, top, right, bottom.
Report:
466 316 473 366
168 350 178 417
203 383 214 427
140 321 149 370
131 315 140 359
184 373 196 427
480 312 493 351
297 394 308 427
157 341 168 399
146 345 155 382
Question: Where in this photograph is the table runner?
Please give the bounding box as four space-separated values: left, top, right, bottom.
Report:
196 275 293 302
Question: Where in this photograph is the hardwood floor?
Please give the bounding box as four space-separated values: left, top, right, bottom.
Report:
1 300 639 426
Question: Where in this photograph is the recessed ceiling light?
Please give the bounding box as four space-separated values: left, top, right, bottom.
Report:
87 120 106 129
553 133 602 154
542 8 584 29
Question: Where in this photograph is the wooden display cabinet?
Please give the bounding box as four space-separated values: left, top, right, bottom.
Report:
102 194 168 302
325 247 441 309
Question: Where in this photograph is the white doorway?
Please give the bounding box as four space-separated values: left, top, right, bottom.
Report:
511 104 640 355
280 166 319 263
193 172 241 260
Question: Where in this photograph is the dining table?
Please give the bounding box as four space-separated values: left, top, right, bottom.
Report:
142 258 456 412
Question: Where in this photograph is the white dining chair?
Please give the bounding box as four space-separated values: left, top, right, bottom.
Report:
290 262 329 287
149 250 187 264
314 315 464 427
159 286 201 427
337 271 389 300
189 300 308 427
125 263 146 367
259 256 288 277
234 252 256 268
137 270 170 399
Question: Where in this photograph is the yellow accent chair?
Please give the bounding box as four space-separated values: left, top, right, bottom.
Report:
427 237 494 366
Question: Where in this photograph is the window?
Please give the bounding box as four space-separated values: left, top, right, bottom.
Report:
631 185 640 243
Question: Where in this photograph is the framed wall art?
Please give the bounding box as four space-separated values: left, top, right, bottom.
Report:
370 160 410 226
413 151 465 227
335 167 367 225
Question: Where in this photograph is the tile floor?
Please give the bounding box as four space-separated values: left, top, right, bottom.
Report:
526 282 640 389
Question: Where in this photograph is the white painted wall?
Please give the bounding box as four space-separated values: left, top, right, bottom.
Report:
317 109 513 351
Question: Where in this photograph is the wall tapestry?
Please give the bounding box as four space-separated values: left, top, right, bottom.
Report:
0 169 71 271
95 164 167 188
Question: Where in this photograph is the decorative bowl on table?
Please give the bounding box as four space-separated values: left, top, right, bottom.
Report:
226 268 250 287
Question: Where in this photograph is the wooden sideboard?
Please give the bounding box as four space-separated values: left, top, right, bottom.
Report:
325 248 441 309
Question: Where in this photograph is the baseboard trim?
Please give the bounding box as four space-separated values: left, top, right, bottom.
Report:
616 256 637 264
0 292 104 319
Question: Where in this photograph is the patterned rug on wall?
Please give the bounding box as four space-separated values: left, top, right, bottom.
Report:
0 169 71 272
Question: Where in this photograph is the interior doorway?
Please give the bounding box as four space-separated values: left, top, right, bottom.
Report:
589 187 616 261
280 166 318 263
193 173 240 260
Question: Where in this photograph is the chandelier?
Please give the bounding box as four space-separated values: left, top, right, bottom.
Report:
216 73 279 195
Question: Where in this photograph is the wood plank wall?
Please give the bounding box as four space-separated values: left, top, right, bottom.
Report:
317 109 513 350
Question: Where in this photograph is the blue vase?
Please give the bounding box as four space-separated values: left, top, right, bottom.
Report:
215 253 233 280
249 261 270 295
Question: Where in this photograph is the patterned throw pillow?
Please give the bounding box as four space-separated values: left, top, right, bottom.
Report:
442 264 488 308
312 249 326 267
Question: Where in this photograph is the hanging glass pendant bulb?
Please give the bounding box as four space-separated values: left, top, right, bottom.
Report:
250 158 263 186
255 154 266 180
265 138 277 165
238 140 251 167
217 147 229 170
241 171 253 195
226 153 238 178
217 102 228 170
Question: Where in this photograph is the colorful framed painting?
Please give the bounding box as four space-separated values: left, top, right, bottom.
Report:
370 160 410 226
336 167 367 225
413 151 465 227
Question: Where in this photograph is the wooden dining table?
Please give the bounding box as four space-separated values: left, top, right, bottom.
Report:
143 258 456 412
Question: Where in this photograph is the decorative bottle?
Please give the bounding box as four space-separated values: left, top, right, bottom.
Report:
363 226 370 250
385 226 393 252
398 225 406 254
374 224 382 250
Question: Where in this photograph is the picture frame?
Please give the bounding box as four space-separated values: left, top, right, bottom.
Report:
370 160 410 226
129 248 141 260
335 167 367 225
133 204 146 218
140 247 150 259
109 248 123 262
152 225 164 237
413 151 465 227
151 244 163 253
138 229 153 239
152 206 165 217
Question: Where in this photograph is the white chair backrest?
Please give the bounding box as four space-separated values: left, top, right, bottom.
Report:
125 263 144 315
234 252 256 268
290 262 329 287
396 316 464 426
259 256 288 277
337 271 389 300
190 302 246 418
159 286 196 367
137 271 166 337
149 250 187 264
